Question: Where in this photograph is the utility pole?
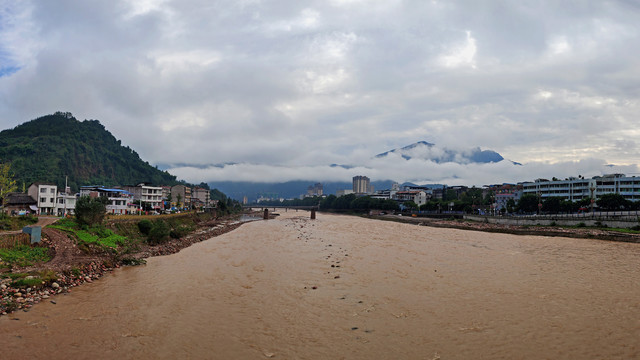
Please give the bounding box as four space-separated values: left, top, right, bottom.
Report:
63 175 68 217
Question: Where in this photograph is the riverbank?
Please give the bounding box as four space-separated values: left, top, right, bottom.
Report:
0 213 250 316
368 214 640 243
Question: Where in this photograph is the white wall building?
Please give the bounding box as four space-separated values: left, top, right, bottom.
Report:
393 191 428 207
521 174 640 204
55 192 76 217
123 184 163 211
27 183 57 215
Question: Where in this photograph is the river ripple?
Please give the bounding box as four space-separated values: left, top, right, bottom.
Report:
1 212 639 359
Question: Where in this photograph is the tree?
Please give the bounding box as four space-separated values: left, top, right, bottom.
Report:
320 195 337 210
0 163 18 205
597 193 631 211
147 220 170 244
75 196 108 226
403 201 418 211
176 194 182 208
517 194 539 214
542 197 563 214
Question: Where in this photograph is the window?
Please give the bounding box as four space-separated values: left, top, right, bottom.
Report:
40 188 46 193
50 198 54 203
40 197 46 203
50 188 55 194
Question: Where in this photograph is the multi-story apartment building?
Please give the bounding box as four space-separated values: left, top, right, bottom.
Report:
192 187 211 208
493 184 523 211
171 184 192 209
55 191 77 216
122 183 163 211
521 174 640 203
306 183 323 197
352 176 371 194
27 182 57 215
162 186 172 209
80 186 135 214
393 191 428 207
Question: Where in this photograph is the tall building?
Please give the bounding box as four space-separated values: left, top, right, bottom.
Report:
171 185 192 209
192 187 211 208
352 175 370 194
307 183 323 197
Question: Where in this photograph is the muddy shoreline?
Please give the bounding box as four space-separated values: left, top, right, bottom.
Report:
368 214 640 243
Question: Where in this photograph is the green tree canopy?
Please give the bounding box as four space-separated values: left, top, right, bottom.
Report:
0 163 18 204
517 194 540 213
75 196 108 226
597 193 631 211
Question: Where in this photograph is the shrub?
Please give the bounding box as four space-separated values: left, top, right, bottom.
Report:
137 219 153 235
148 220 170 245
169 225 193 239
577 222 586 228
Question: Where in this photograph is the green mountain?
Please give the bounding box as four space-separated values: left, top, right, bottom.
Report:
0 111 179 190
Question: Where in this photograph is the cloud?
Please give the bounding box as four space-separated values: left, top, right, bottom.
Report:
1 0 639 187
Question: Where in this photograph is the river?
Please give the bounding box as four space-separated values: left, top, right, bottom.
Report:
1 211 639 359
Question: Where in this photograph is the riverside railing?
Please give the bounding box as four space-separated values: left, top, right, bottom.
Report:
509 210 640 222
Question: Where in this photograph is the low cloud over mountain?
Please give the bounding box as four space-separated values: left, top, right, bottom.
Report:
375 141 505 164
170 141 637 188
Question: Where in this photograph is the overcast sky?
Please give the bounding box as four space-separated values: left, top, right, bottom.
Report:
1 0 639 186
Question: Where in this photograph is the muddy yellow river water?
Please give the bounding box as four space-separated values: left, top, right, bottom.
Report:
1 212 639 359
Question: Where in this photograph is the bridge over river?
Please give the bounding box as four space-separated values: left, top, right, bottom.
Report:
244 205 318 219
244 205 318 210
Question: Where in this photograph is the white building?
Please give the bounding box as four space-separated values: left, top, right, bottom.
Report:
123 184 164 211
55 192 77 217
336 189 354 197
27 183 57 215
521 174 640 203
393 191 428 207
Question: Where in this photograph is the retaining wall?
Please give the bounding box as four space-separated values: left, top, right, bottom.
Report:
464 215 640 229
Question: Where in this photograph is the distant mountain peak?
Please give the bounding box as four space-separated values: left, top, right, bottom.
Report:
375 141 505 164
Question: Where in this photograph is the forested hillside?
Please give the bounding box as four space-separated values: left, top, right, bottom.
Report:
0 112 179 190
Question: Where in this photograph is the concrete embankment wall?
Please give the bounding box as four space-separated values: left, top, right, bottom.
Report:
464 215 640 229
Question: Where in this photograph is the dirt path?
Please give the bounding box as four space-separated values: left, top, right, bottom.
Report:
0 216 60 235
35 228 101 272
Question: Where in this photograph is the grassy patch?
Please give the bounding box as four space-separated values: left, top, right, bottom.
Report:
49 219 127 249
0 245 51 268
0 213 38 231
4 270 58 288
600 227 640 234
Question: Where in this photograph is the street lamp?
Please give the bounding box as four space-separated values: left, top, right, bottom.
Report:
589 184 596 218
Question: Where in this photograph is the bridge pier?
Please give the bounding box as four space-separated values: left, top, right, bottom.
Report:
311 208 316 220
263 209 269 220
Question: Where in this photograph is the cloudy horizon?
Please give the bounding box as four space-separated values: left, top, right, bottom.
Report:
1 1 639 187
